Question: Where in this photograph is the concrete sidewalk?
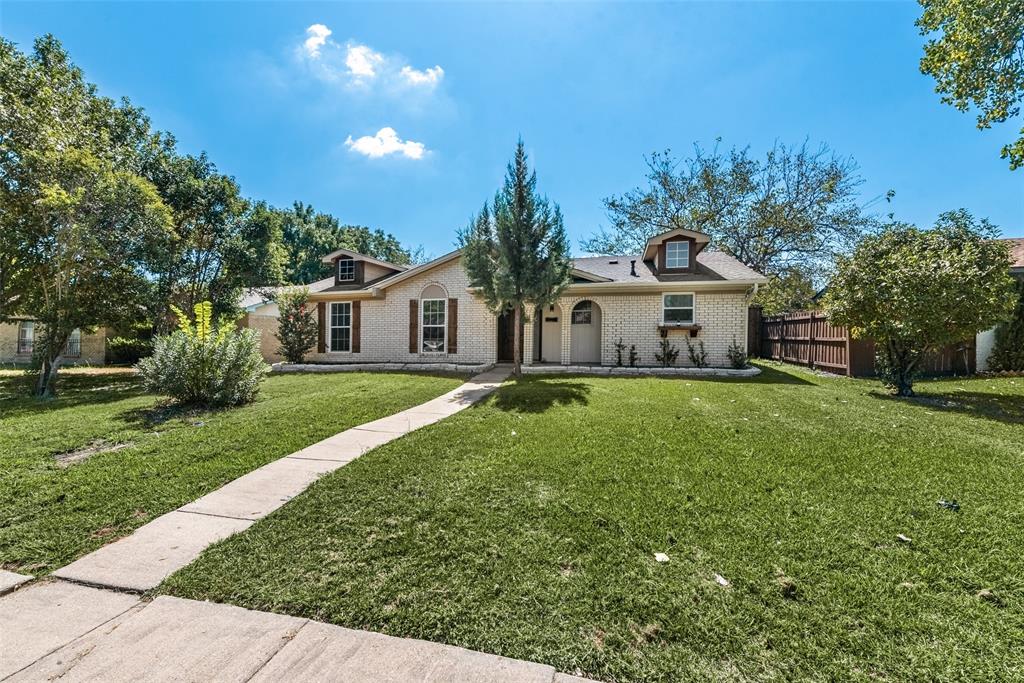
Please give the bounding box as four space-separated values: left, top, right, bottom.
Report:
51 366 510 593
0 583 595 682
0 366 598 681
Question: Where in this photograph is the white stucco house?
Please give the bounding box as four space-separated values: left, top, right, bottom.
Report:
240 227 768 368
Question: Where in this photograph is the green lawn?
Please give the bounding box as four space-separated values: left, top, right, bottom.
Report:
0 369 463 575
161 364 1024 682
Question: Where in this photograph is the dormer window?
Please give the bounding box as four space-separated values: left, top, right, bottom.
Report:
666 241 689 269
337 257 355 282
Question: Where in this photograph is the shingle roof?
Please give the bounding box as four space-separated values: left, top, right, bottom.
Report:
572 251 765 283
239 277 335 309
1004 238 1024 269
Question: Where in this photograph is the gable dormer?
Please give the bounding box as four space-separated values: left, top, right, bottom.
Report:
641 228 712 275
320 248 408 287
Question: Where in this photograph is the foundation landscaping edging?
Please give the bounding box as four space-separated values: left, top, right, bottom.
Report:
272 362 497 374
271 362 760 378
522 365 761 377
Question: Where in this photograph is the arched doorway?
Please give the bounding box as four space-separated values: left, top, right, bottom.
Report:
533 303 562 364
570 300 601 364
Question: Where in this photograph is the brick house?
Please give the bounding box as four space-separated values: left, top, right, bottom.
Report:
0 319 107 365
241 227 767 368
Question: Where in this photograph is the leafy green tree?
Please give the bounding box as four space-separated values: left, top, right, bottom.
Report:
756 267 818 315
144 147 284 327
584 141 877 289
274 287 319 363
918 0 1024 170
824 210 1015 396
987 277 1024 371
459 141 573 378
0 35 173 397
279 202 417 285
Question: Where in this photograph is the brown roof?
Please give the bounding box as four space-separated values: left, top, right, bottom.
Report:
572 251 766 283
1005 238 1024 269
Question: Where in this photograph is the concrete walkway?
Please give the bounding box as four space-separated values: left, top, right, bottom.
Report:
52 366 509 593
0 366 599 681
0 582 595 682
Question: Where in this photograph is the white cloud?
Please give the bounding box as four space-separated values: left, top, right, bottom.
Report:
345 127 427 160
345 44 384 79
302 24 332 59
400 65 444 87
296 25 444 91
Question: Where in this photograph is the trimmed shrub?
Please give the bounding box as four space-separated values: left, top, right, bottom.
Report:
274 287 318 364
686 339 708 368
138 302 269 407
108 336 153 365
654 337 679 367
727 337 748 369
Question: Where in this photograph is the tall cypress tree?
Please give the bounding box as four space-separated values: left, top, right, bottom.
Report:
459 141 572 377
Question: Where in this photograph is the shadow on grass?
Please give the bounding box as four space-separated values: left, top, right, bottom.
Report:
493 378 592 413
872 390 1024 425
0 374 147 418
117 401 221 429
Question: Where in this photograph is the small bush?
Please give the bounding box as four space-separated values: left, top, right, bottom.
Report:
274 287 318 364
727 337 748 369
628 344 640 367
614 338 626 367
686 339 708 368
988 278 1024 372
654 337 679 367
108 336 153 365
138 302 269 407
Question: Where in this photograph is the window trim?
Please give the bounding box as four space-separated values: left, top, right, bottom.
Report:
17 321 33 354
662 292 695 325
328 301 353 353
336 257 355 282
665 241 690 269
420 297 447 354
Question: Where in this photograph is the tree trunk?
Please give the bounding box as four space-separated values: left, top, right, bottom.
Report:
34 352 64 399
512 303 522 379
886 339 916 397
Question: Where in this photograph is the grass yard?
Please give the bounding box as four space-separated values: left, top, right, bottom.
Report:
0 368 463 575
161 364 1024 682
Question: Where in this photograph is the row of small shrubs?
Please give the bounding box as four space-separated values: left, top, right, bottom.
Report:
614 337 749 369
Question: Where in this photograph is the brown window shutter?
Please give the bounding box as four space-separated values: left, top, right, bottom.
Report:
354 260 365 284
409 299 418 353
447 298 458 354
351 300 361 353
317 301 326 353
657 243 666 273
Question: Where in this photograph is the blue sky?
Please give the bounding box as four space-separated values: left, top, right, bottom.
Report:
4 2 1022 256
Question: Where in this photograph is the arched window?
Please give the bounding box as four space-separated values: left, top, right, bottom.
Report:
17 321 33 354
421 285 447 353
571 300 593 325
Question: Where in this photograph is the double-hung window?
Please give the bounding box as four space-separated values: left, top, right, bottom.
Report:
421 299 446 353
65 328 81 357
329 302 352 352
665 241 689 269
663 294 695 324
337 258 355 282
17 321 33 354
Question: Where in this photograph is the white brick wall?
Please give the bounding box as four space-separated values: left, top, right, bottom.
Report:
523 290 749 368
305 256 498 364
247 256 751 368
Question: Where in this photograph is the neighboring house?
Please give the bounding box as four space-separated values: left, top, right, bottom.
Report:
242 228 768 367
0 319 107 365
976 237 1024 371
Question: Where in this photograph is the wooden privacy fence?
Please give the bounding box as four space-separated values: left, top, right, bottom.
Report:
751 308 975 377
